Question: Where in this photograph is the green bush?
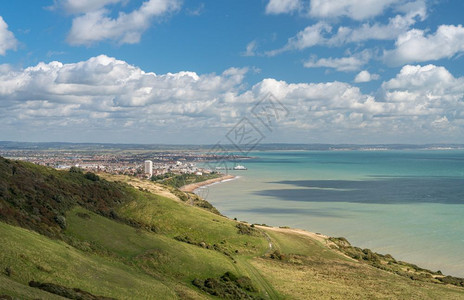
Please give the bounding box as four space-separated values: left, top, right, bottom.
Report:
236 223 261 236
29 281 116 299
84 172 100 181
192 272 260 299
438 276 464 287
69 166 83 173
269 250 285 261
54 215 67 229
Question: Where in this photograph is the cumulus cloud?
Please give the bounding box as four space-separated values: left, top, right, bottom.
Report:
67 0 180 45
266 0 422 20
382 64 464 97
265 0 302 14
266 22 331 56
0 16 18 55
309 0 401 21
384 24 464 65
354 70 380 83
268 3 425 55
327 5 425 46
0 56 463 143
304 50 372 72
380 64 464 127
0 55 250 130
51 0 125 14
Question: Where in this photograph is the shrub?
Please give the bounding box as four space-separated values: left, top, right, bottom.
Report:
69 166 83 173
76 212 91 219
438 276 464 287
4 266 13 277
29 281 116 299
84 172 100 181
269 250 285 261
54 215 67 229
236 223 260 236
192 272 260 299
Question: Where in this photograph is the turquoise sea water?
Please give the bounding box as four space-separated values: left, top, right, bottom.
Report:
199 150 464 277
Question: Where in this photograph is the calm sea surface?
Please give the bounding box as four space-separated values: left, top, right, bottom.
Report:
199 150 464 277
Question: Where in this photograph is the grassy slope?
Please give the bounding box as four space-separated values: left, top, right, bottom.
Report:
1 160 464 299
251 229 464 299
66 206 237 282
0 275 65 300
0 222 176 299
116 188 268 255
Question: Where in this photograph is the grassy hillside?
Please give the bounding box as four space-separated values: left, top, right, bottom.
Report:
0 157 136 238
1 158 464 299
253 228 464 299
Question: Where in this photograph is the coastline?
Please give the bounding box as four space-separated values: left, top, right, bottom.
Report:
180 174 236 193
174 166 464 282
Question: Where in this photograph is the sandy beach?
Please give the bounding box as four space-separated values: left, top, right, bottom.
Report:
180 174 236 193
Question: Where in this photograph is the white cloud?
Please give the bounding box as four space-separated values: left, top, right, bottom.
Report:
0 17 18 55
354 70 380 83
265 0 302 15
242 40 258 57
51 0 125 14
304 50 371 71
67 0 180 46
266 0 423 20
327 5 425 45
186 3 205 16
309 0 401 21
0 55 249 120
384 25 464 65
0 56 463 143
266 22 331 56
268 3 425 55
381 64 464 121
382 64 463 95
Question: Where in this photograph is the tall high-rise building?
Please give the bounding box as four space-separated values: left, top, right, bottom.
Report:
144 160 153 177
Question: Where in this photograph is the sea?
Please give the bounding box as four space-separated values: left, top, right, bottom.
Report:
197 150 464 277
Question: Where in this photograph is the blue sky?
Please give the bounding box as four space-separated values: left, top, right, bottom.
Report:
0 0 464 144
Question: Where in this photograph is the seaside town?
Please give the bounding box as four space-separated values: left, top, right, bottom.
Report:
0 148 248 178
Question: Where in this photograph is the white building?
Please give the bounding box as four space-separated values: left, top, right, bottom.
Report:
144 160 153 177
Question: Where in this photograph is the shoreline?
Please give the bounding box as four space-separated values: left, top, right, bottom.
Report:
174 172 464 281
179 174 236 193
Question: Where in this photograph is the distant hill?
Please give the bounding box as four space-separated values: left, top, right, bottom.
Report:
1 141 464 151
1 157 463 299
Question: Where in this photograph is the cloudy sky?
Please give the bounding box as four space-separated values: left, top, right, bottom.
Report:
0 0 463 144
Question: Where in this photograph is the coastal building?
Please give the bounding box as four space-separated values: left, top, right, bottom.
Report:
144 160 153 177
233 164 247 170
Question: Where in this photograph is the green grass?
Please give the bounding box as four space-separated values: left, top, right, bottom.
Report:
251 228 464 300
117 188 269 256
0 275 65 299
264 229 342 260
2 159 464 299
152 173 221 188
66 206 237 282
0 222 177 299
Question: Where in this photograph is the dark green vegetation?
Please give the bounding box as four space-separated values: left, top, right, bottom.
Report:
28 281 116 300
192 272 261 299
0 158 135 238
151 173 221 189
329 237 464 287
1 157 464 299
0 157 269 299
